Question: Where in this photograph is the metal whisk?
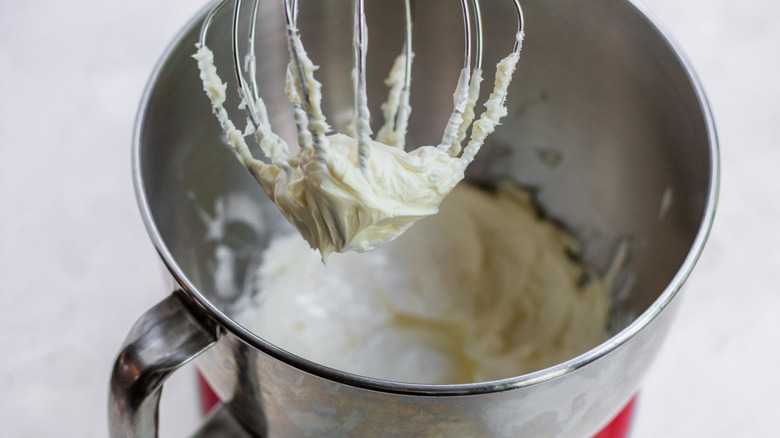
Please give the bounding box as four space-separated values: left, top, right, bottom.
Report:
194 0 524 258
197 0 524 170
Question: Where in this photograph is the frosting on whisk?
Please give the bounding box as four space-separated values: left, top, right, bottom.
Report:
194 2 523 261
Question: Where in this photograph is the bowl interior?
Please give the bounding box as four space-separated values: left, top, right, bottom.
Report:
137 0 714 338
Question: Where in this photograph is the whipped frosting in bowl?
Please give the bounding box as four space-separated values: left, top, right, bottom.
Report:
234 183 613 384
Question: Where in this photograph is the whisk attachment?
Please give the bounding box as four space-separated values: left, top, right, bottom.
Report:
194 0 525 259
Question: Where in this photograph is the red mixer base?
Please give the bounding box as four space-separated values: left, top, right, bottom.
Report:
593 396 637 438
198 373 221 416
198 374 637 437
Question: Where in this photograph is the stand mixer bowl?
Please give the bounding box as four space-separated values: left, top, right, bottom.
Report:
110 0 718 436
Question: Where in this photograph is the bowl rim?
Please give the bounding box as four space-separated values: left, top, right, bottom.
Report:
132 0 719 397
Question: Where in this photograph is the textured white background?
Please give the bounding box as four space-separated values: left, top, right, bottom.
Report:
1 0 778 436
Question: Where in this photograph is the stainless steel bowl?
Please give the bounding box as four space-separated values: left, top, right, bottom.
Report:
110 0 718 436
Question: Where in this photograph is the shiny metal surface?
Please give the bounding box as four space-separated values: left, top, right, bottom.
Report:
111 0 718 436
193 406 253 438
109 291 218 437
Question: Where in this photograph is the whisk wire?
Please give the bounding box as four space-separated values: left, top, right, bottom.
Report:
375 0 414 150
283 0 330 158
232 0 261 128
438 0 480 154
352 0 371 170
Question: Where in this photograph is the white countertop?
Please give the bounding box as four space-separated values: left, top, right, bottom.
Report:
1 0 778 436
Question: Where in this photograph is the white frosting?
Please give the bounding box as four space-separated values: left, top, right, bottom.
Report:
259 133 467 258
194 31 524 261
236 184 611 384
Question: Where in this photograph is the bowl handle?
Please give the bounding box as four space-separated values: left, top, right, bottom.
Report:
108 290 218 437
